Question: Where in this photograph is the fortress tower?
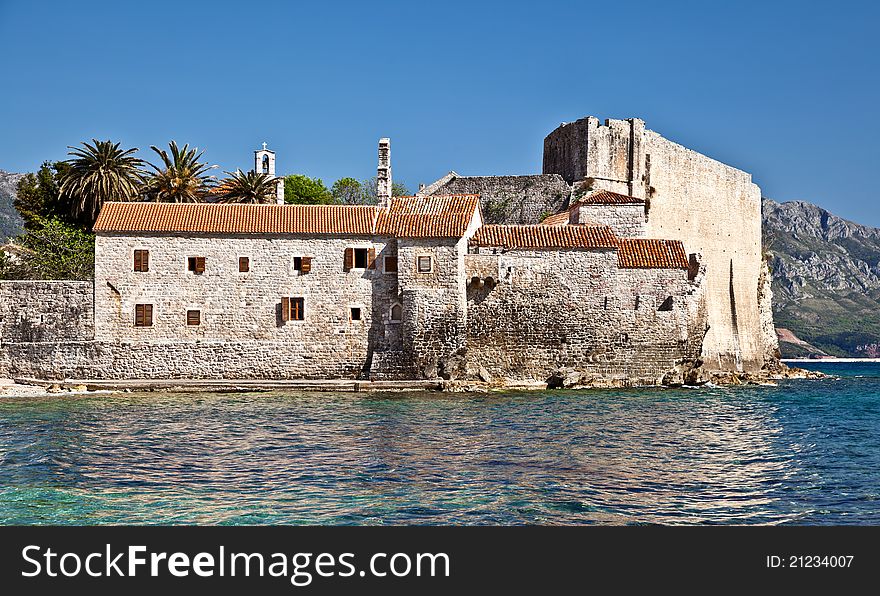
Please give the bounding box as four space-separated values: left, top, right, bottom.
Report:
543 117 774 371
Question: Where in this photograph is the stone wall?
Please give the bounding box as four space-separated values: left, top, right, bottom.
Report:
572 204 646 237
0 281 94 343
463 248 706 384
542 117 770 371
422 174 571 224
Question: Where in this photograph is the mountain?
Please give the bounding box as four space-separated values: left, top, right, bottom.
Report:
0 170 25 241
763 198 880 357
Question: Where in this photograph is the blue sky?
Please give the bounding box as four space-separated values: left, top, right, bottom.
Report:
1 0 878 225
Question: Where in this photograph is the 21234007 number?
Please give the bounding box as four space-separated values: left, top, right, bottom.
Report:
767 555 854 568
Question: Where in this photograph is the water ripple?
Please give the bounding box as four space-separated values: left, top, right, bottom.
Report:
1 363 879 525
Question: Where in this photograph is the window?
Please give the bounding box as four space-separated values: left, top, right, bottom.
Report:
384 256 398 273
293 256 302 271
658 296 674 312
188 256 206 274
281 297 305 322
417 255 433 273
389 303 402 323
134 304 153 327
343 247 375 271
354 248 368 268
134 250 149 272
292 256 313 274
239 257 249 272
350 307 362 321
187 310 201 326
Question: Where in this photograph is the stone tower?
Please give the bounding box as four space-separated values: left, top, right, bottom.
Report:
254 142 285 204
377 138 392 207
543 116 774 372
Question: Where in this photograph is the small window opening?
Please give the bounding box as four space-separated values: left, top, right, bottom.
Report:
187 310 201 326
350 307 362 321
293 256 303 271
354 249 368 269
384 256 398 273
417 255 433 273
658 296 674 311
188 256 206 274
239 257 249 272
390 303 402 322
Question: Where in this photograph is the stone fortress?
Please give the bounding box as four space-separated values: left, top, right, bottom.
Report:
0 116 778 386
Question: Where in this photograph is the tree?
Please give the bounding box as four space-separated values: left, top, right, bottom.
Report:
143 141 216 202
215 170 278 204
58 139 145 226
283 174 335 204
331 177 365 204
359 177 412 204
14 161 77 230
0 216 94 280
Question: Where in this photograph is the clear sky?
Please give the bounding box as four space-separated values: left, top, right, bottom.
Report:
1 0 877 225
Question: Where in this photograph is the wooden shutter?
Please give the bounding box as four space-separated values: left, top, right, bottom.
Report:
368 247 376 269
384 256 398 273
301 256 312 273
281 297 291 322
144 304 153 326
134 250 142 272
187 310 201 325
142 251 149 272
135 304 144 326
343 248 353 271
195 256 206 273
239 257 249 272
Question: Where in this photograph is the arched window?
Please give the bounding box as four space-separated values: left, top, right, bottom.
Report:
262 154 270 174
390 303 402 323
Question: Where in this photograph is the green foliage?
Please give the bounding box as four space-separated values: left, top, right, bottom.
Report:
284 174 335 204
216 170 279 204
0 217 94 280
483 195 513 223
58 139 145 225
538 210 551 222
331 177 365 204
143 141 216 202
355 177 411 204
14 161 80 230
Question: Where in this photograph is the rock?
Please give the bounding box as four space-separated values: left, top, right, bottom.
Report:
477 366 492 383
46 383 63 393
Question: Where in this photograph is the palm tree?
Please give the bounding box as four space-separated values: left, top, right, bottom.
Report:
143 141 216 203
215 170 278 204
58 139 145 223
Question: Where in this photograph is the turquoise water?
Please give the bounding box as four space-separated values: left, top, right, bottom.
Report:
1 362 879 525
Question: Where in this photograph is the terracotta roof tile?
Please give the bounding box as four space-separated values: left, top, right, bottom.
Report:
538 211 571 226
617 238 689 269
94 202 379 235
376 195 480 237
573 189 645 206
471 225 618 250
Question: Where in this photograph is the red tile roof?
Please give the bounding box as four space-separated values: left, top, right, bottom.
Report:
375 195 480 238
93 202 379 235
471 225 618 250
538 211 571 226
617 239 689 269
573 189 645 206
94 196 481 238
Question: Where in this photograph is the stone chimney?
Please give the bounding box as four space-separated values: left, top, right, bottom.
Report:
255 142 285 204
377 137 392 207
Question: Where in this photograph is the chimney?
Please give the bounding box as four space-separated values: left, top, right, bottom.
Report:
377 137 391 207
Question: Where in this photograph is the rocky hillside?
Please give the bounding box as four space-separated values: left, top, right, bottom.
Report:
0 170 25 241
763 198 880 357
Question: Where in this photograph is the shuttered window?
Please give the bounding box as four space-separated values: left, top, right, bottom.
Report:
343 248 353 271
188 256 206 274
239 257 249 272
384 256 398 273
281 297 305 322
134 304 153 327
134 250 149 272
187 310 201 326
300 256 312 273
417 255 433 273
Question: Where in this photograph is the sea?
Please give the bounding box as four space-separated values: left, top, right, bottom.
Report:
1 361 878 525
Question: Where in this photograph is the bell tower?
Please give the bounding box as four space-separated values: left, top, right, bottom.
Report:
254 142 285 204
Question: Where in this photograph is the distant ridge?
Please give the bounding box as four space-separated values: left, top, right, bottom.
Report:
763 198 880 357
0 170 24 241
